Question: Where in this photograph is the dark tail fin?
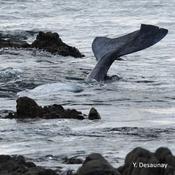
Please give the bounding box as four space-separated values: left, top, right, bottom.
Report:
89 24 168 81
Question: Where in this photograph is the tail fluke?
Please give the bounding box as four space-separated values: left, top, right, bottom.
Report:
89 24 168 81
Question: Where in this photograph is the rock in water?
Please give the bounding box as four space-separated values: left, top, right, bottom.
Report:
31 31 84 58
0 31 84 58
77 153 120 175
88 107 101 120
0 154 58 175
5 97 85 120
42 104 85 120
16 97 42 118
155 147 175 172
119 147 159 175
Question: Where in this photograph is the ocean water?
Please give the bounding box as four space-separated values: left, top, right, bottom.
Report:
0 0 175 171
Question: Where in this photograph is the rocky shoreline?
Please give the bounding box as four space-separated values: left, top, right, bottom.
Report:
0 154 58 175
1 147 175 175
0 31 84 58
3 97 101 120
2 98 174 175
76 147 175 175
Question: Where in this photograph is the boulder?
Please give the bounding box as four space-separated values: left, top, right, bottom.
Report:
0 31 84 58
0 154 58 175
155 147 173 164
42 104 85 120
76 153 120 175
119 147 159 175
88 107 101 120
16 97 42 118
31 32 84 58
118 147 175 175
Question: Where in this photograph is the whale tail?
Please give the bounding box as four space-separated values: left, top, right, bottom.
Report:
89 24 168 82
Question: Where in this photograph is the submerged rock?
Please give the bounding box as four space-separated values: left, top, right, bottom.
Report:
0 154 58 175
77 153 120 175
5 97 85 120
0 31 84 58
88 107 101 120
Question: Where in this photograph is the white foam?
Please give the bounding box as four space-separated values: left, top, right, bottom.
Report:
17 82 84 98
0 67 22 79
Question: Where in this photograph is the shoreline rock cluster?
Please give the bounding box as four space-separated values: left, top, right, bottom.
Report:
65 147 175 175
0 154 58 175
0 31 84 58
117 147 175 175
4 97 101 120
1 147 175 175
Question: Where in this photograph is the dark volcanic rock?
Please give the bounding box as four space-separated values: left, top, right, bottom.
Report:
118 147 175 175
0 31 84 58
5 97 85 120
88 107 101 120
16 97 42 118
31 32 84 58
155 147 175 173
76 153 120 175
1 147 175 175
42 104 85 120
0 154 58 175
119 147 159 175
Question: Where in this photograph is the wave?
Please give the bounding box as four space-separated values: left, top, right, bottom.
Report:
0 67 22 80
17 82 84 98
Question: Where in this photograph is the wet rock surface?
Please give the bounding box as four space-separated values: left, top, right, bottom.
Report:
88 107 101 120
0 154 58 175
16 97 43 118
76 153 120 175
0 31 84 58
5 97 85 120
75 147 175 175
31 32 84 58
118 147 175 175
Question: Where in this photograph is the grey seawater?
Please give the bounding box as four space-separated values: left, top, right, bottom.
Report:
0 0 175 171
